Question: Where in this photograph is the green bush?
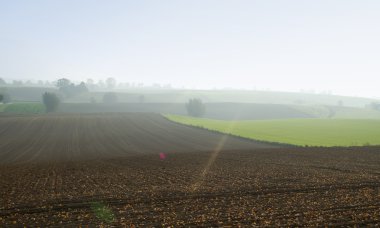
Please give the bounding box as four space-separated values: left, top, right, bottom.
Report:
186 98 206 117
42 92 60 112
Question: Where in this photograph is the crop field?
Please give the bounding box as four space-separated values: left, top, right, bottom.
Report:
2 103 45 114
1 113 380 226
0 113 273 164
0 104 5 112
167 115 380 147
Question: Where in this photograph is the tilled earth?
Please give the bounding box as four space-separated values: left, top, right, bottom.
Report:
1 147 380 227
1 113 379 226
0 113 277 164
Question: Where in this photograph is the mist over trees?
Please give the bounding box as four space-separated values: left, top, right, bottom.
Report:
106 77 116 89
103 92 118 103
42 92 60 112
56 78 88 97
0 76 178 92
1 93 11 103
12 80 23 86
86 79 96 90
370 102 380 111
186 98 206 117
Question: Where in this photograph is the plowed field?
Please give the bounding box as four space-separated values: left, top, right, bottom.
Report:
0 113 276 164
1 114 380 226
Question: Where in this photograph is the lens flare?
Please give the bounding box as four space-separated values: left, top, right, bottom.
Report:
190 112 240 192
159 152 167 160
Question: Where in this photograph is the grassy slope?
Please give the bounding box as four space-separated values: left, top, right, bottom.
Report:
3 103 45 114
0 104 6 112
293 105 380 119
166 115 380 147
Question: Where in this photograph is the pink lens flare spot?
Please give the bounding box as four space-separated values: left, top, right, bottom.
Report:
159 153 167 160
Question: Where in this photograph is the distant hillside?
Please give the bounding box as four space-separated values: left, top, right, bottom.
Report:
59 103 313 120
1 86 379 109
293 105 380 119
64 89 378 108
0 86 60 102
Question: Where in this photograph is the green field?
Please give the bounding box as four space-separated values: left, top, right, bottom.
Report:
3 103 45 114
166 115 380 147
0 104 6 112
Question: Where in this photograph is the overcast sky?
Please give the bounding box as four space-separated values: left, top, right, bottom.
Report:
1 0 379 97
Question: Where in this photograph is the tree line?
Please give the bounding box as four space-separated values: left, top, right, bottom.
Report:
0 77 174 91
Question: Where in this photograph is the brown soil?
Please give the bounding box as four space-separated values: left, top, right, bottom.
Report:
1 114 379 226
0 113 277 164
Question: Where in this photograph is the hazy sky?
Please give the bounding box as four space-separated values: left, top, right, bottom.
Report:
1 0 379 97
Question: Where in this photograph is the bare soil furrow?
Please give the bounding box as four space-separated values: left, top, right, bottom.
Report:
1 113 380 226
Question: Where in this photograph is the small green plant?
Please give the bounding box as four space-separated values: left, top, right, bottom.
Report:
90 202 115 223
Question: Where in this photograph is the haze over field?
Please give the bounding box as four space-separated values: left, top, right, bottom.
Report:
1 0 380 97
2 1 380 226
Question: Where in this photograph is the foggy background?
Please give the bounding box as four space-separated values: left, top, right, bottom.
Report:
1 0 379 98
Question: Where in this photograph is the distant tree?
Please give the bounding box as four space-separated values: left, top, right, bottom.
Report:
186 98 206 117
56 78 71 88
370 102 380 111
106 77 116 89
45 80 52 86
56 78 72 96
42 92 60 112
76 82 88 93
86 78 94 85
12 80 23 86
37 80 44 86
0 94 3 102
0 78 6 85
103 92 118 103
56 78 88 97
338 100 344 107
1 93 11 103
97 80 105 89
86 78 95 90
